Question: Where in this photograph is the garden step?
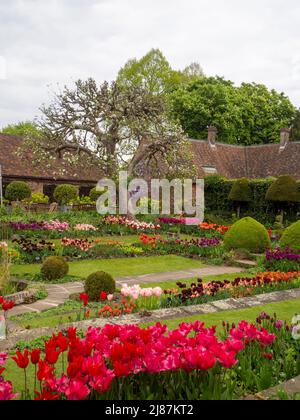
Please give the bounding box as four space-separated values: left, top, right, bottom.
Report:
234 259 257 268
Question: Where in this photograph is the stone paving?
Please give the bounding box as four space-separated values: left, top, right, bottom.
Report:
8 265 243 317
245 375 300 400
1 287 300 352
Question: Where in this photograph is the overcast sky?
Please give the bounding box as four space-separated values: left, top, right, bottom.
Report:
1 0 300 127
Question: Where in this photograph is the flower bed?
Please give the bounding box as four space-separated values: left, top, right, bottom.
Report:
10 220 69 232
2 314 300 400
12 238 56 263
138 234 222 259
104 216 160 232
162 272 300 308
264 248 300 272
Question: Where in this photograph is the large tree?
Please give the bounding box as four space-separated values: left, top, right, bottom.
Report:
291 109 300 141
171 77 296 145
1 121 41 138
23 79 194 179
117 49 204 96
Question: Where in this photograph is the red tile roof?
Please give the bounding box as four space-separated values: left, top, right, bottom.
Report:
0 134 103 183
190 139 300 179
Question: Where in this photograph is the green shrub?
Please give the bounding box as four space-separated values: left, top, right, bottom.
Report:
41 256 69 280
224 217 271 253
229 178 252 203
30 193 49 204
5 181 31 202
266 175 300 203
228 178 252 217
89 187 101 202
53 184 78 205
280 220 300 251
85 271 116 301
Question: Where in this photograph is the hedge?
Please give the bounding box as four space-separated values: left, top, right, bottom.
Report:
204 175 300 224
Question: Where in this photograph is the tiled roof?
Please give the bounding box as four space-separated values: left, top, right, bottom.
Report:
0 134 103 183
190 139 300 179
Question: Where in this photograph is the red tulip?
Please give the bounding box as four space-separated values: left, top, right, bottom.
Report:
37 361 55 382
100 291 108 301
45 344 61 365
0 296 3 304
2 300 15 312
30 349 41 365
12 350 29 369
79 293 89 307
35 389 59 401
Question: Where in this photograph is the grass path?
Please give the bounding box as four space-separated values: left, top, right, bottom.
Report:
11 255 206 279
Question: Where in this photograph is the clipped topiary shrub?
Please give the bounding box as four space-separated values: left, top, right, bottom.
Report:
266 175 300 222
41 256 69 281
228 178 252 218
266 175 300 203
280 220 300 251
224 217 271 253
85 271 116 301
53 184 78 205
5 181 31 202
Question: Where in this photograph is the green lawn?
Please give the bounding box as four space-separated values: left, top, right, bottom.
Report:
11 255 206 279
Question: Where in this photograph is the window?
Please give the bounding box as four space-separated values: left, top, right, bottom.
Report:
202 166 217 175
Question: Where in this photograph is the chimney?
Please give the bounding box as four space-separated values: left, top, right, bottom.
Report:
208 126 218 149
279 128 290 151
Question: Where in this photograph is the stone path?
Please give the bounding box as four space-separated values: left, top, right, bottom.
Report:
8 266 243 317
245 375 300 400
117 265 243 285
2 287 300 352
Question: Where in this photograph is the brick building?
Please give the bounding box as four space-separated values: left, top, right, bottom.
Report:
0 134 103 200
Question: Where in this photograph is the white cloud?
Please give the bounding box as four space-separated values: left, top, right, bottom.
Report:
0 0 300 126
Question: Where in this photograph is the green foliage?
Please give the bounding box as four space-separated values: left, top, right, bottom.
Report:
54 184 78 205
41 256 69 281
5 181 31 202
229 178 252 202
280 220 300 251
266 176 300 203
89 187 101 202
204 176 300 223
224 217 271 253
117 49 204 96
1 121 41 138
291 109 300 141
30 193 49 204
171 77 296 145
84 271 116 301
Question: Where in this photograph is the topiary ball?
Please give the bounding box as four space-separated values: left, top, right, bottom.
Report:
280 220 300 251
224 217 271 253
41 256 69 281
53 184 78 205
5 181 31 202
85 271 116 301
